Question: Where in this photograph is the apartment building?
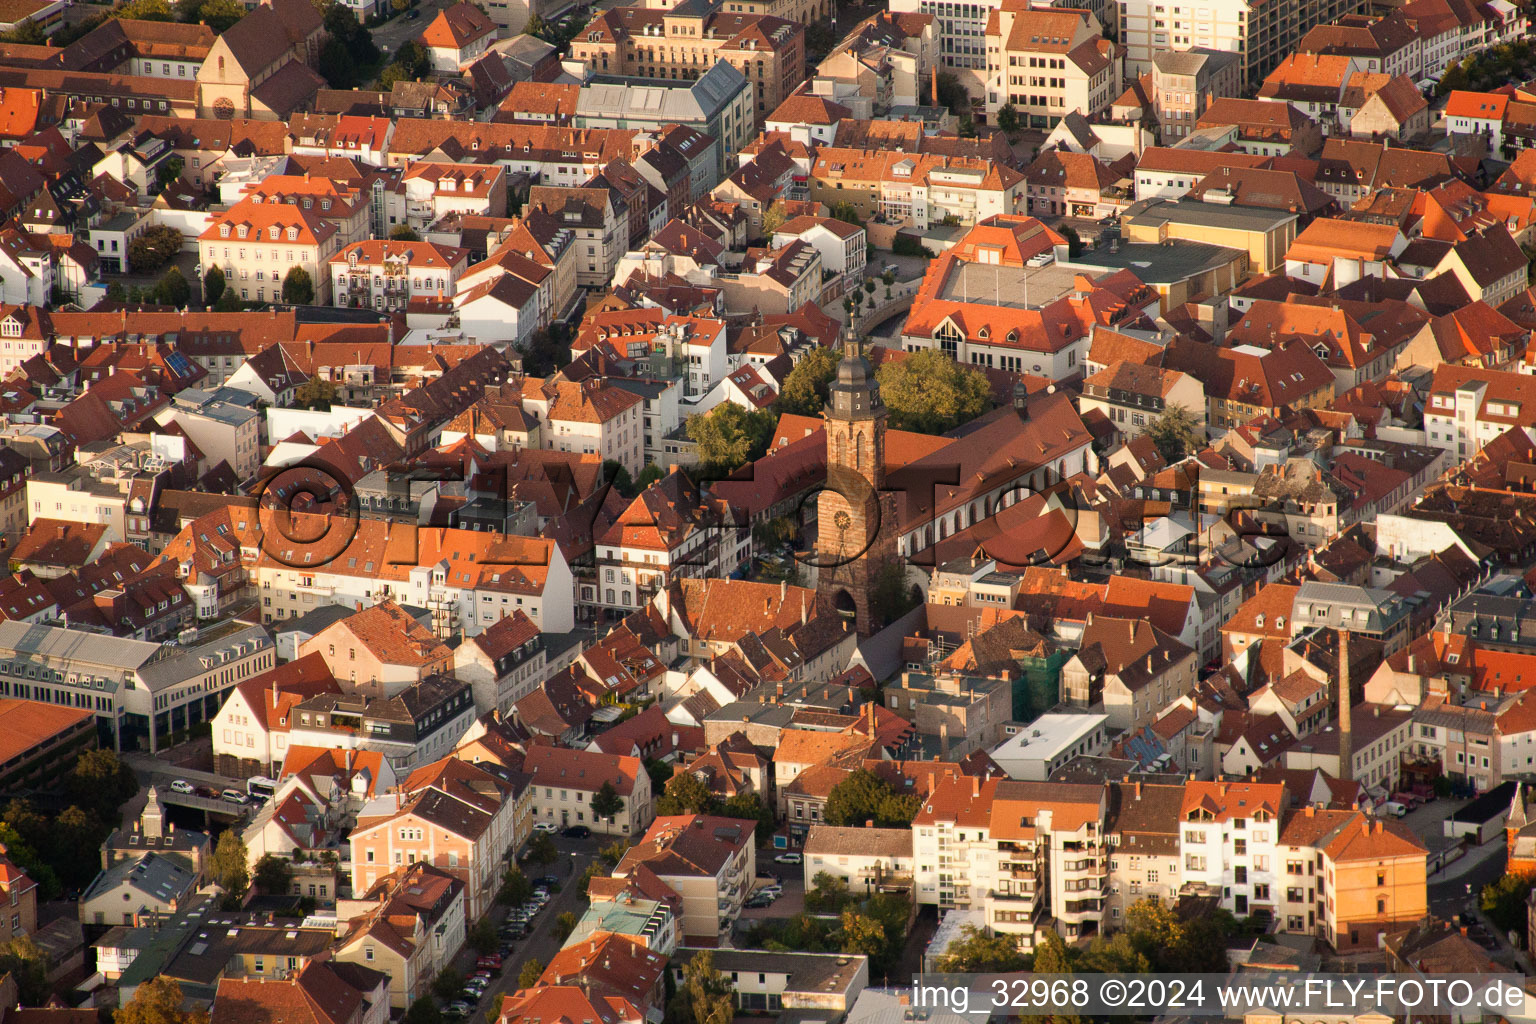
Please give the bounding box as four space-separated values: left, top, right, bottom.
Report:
452 610 545 714
329 240 469 313
912 775 1110 951
297 601 452 696
210 654 340 778
198 199 343 305
594 470 749 615
1277 806 1428 950
392 163 508 236
1150 47 1244 140
570 4 805 122
527 185 626 290
614 814 756 946
1118 0 1365 87
350 756 518 918
807 148 1027 230
1104 780 1183 924
1176 780 1285 917
523 744 651 836
1423 364 1536 462
984 5 1122 129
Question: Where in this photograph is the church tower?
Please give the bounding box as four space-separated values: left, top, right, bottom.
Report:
815 331 898 636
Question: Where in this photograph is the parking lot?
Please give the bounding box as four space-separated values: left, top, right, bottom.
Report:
737 855 807 925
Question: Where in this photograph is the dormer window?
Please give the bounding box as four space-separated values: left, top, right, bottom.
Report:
269 225 280 240
236 225 249 239
287 227 299 241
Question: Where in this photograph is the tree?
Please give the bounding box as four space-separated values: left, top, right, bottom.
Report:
394 39 428 77
685 403 776 474
127 225 183 274
469 918 498 955
554 911 578 942
203 264 226 305
934 924 1028 972
1060 224 1084 257
869 559 919 627
153 156 185 195
320 36 360 88
432 969 464 1002
830 202 861 225
875 350 991 434
656 772 719 817
178 0 245 29
824 769 920 828
282 266 315 305
116 979 205 1024
760 200 790 237
106 281 128 303
1482 874 1534 932
214 287 243 312
517 958 545 989
499 866 533 906
671 952 733 1024
1032 929 1073 973
601 460 636 500
995 104 1021 135
154 266 191 307
211 829 250 902
0 820 57 899
528 831 558 865
957 115 977 138
66 749 138 821
0 937 50 1005
111 0 175 20
0 19 45 43
589 779 624 824
777 344 839 416
253 854 293 896
633 464 666 493
804 872 852 913
720 793 774 846
403 998 440 1024
52 806 107 889
389 225 422 241
1146 404 1203 463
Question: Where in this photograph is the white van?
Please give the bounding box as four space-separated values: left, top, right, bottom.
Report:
1381 801 1408 818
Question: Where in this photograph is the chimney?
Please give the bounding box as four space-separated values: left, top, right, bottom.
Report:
1134 780 1142 799
1305 805 1315 817
1338 628 1353 779
931 65 939 106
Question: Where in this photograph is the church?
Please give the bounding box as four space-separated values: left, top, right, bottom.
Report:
804 334 1097 636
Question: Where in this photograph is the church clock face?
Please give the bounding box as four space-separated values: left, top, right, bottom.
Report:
833 510 852 531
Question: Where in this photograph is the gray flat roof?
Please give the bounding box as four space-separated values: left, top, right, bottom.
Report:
935 261 1077 310
1060 240 1242 282
1126 197 1299 231
0 620 161 671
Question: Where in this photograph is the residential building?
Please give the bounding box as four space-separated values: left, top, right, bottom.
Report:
983 5 1121 129
1176 780 1285 917
198 199 343 306
613 814 756 946
329 240 469 313
1150 48 1244 140
524 745 651 836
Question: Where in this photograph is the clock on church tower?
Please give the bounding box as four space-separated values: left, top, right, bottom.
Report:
814 332 899 636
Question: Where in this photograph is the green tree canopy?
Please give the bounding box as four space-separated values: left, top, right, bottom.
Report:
115 979 206 1024
282 266 315 304
1482 874 1534 933
933 924 1028 972
1146 404 1203 463
591 780 624 822
670 952 734 1024
720 792 774 846
403 997 440 1024
112 0 175 20
0 937 50 1005
499 865 533 905
824 768 921 828
656 771 719 817
633 463 666 493
213 287 243 312
211 829 250 902
527 831 557 865
127 226 183 274
776 345 839 416
202 264 226 305
516 958 545 989
253 854 292 895
390 225 422 241
684 403 776 475
875 349 991 434
468 918 498 955
154 266 191 307
66 749 138 821
431 969 463 1002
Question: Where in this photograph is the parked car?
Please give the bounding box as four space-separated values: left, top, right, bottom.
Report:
405 7 419 15
755 868 777 880
533 821 559 834
169 780 195 794
477 955 503 969
562 825 591 839
221 788 251 805
447 1004 473 1016
537 875 561 888
774 852 802 865
745 893 776 909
